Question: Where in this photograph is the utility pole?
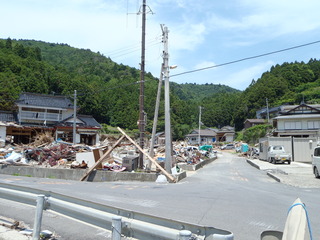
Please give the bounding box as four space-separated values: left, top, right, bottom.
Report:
148 63 164 168
73 90 77 145
266 98 270 123
198 106 202 146
162 25 172 173
138 0 146 169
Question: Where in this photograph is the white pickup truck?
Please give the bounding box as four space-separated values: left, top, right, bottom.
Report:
267 145 291 164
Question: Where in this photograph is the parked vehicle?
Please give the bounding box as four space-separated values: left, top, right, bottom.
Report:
253 148 260 156
312 146 320 178
267 145 291 164
183 146 199 151
221 144 235 150
235 146 241 153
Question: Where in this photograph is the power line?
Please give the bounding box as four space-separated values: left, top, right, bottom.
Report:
104 36 161 59
170 40 320 78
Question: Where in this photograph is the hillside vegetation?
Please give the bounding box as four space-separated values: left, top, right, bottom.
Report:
0 38 320 139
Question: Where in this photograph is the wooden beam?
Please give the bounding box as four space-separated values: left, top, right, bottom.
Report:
117 127 176 183
79 135 125 181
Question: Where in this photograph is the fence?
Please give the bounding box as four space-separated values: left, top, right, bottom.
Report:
0 183 234 240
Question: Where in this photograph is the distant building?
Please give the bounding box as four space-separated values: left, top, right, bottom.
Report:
185 126 235 145
272 103 320 138
243 119 266 129
0 92 101 145
216 126 235 142
185 128 217 145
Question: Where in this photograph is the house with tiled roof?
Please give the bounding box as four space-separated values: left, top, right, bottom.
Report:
272 103 320 138
0 92 101 145
185 128 218 145
244 119 266 129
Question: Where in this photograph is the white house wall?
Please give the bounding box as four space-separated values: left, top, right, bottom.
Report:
277 117 320 131
0 126 6 141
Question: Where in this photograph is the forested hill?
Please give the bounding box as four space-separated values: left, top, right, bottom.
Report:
1 38 320 138
171 82 239 102
0 38 238 139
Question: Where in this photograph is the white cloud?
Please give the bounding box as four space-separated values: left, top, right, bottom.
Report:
194 61 216 70
223 61 274 90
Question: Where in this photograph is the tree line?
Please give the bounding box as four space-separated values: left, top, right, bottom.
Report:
0 38 319 140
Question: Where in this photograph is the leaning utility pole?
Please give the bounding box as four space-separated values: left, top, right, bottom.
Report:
162 25 172 173
148 63 164 168
138 0 147 169
73 90 77 145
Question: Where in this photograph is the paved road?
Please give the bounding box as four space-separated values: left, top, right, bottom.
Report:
0 152 319 239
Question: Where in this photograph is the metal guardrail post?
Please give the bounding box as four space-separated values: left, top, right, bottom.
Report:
112 216 122 240
179 230 192 240
32 195 46 240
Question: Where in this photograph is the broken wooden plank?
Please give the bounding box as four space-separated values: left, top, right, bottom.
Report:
79 135 125 181
117 127 176 183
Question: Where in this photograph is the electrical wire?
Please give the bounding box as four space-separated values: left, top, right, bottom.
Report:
104 36 161 59
170 40 320 78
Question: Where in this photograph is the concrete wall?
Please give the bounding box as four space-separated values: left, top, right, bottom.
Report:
0 165 186 182
293 138 317 163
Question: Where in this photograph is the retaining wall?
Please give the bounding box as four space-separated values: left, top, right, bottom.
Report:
0 165 186 182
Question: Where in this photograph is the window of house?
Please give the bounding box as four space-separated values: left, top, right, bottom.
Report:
284 121 301 130
307 121 320 129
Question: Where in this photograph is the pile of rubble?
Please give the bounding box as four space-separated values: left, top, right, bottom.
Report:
153 143 217 166
0 132 216 173
0 140 91 168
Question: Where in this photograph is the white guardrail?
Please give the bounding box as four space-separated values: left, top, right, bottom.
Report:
0 183 234 240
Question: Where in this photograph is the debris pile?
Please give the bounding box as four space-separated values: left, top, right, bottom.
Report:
0 131 217 173
151 143 217 166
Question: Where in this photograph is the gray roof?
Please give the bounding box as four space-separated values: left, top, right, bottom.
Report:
186 129 217 137
17 92 74 109
274 114 320 120
244 119 265 124
58 114 101 128
77 115 101 128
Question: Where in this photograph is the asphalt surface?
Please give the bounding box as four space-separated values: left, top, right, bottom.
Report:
0 156 319 239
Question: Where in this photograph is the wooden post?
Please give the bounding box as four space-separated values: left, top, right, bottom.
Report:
117 127 176 182
80 135 125 181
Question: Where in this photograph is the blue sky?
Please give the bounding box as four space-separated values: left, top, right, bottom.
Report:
2 0 320 90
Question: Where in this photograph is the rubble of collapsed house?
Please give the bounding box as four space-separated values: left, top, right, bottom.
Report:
0 131 217 181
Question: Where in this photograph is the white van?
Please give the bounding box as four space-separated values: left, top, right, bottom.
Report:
312 146 320 178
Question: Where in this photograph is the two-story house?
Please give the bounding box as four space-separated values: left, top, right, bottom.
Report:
2 92 101 145
259 103 320 163
272 103 320 138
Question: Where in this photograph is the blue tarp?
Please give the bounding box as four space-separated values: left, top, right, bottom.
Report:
241 143 249 153
199 145 213 151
